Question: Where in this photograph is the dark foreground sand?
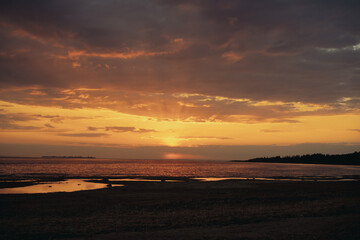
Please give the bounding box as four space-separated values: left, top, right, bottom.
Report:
1 180 360 240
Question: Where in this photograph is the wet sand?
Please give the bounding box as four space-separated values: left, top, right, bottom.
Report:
1 179 360 240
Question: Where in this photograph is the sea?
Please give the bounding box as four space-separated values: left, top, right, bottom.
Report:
1 157 360 179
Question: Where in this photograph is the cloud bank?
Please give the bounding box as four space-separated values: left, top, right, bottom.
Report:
0 1 359 157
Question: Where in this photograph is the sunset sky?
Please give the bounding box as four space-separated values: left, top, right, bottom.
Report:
0 0 359 159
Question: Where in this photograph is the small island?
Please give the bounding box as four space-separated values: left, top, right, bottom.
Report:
231 151 360 165
41 156 96 159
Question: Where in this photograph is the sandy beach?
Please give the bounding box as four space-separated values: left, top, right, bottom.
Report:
1 179 360 240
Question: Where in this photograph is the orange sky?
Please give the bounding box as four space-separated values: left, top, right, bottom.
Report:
1 97 359 159
0 1 359 159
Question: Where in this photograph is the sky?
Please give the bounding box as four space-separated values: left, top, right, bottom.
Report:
0 0 359 159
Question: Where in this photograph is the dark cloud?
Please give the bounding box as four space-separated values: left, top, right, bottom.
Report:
0 113 40 130
44 123 54 128
105 127 138 132
0 0 359 109
88 126 157 133
88 126 101 131
0 87 356 123
0 112 82 132
349 129 360 133
57 133 109 138
136 128 157 133
0 113 38 121
0 120 41 130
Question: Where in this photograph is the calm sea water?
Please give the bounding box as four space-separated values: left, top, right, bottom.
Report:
1 158 360 178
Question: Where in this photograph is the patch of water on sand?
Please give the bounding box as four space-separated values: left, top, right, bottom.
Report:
0 179 123 194
109 178 182 182
193 177 359 182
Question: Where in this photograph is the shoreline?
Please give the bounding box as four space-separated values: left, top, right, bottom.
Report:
1 175 360 191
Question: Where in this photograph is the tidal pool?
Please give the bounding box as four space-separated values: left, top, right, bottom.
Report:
109 178 182 182
0 179 123 194
193 177 359 182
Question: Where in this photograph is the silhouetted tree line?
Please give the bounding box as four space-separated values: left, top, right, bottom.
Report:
246 151 360 165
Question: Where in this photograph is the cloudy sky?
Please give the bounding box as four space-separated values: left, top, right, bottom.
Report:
0 0 359 159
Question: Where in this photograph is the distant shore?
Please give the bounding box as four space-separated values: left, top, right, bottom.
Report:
231 151 360 165
41 156 96 159
0 156 96 159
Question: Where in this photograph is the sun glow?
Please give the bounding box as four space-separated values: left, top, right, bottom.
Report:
163 152 205 159
1 99 359 150
161 137 181 147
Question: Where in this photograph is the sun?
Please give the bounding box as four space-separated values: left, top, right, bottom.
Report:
162 152 206 159
161 137 180 147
